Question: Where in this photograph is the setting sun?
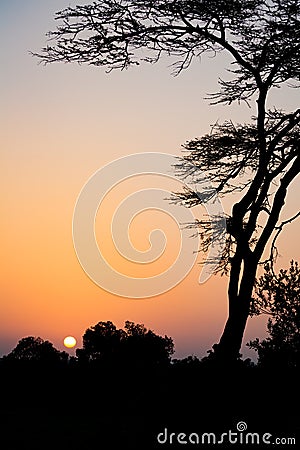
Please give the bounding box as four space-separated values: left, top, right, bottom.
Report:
63 336 77 349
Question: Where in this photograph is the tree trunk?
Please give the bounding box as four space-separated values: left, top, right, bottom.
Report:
214 294 251 362
214 260 256 362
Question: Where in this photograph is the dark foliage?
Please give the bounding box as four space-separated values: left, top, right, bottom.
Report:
1 356 299 449
1 315 300 448
76 320 125 363
2 336 69 364
248 261 300 368
76 320 174 366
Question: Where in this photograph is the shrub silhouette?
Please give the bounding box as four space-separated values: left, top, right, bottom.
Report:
248 261 300 368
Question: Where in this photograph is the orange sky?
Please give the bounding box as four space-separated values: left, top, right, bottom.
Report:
1 0 299 359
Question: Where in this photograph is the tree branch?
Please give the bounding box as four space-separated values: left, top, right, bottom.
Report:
254 155 300 260
263 211 300 268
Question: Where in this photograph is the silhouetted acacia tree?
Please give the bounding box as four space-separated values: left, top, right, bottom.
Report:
36 0 300 361
3 336 69 363
76 320 174 365
248 261 300 368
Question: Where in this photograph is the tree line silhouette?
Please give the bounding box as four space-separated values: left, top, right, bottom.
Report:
1 262 299 449
1 320 174 369
2 261 300 370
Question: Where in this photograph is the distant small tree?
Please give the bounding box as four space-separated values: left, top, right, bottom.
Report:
248 261 300 368
76 320 174 366
3 336 68 364
76 321 125 363
123 320 174 366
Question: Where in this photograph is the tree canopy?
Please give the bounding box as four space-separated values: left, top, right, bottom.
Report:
76 320 174 365
3 336 69 364
37 0 300 90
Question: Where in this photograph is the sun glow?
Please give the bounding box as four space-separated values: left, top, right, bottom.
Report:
63 336 77 348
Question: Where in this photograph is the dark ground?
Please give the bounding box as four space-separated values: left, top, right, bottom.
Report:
1 362 299 449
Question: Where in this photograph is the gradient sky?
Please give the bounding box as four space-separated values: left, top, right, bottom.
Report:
1 0 299 359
